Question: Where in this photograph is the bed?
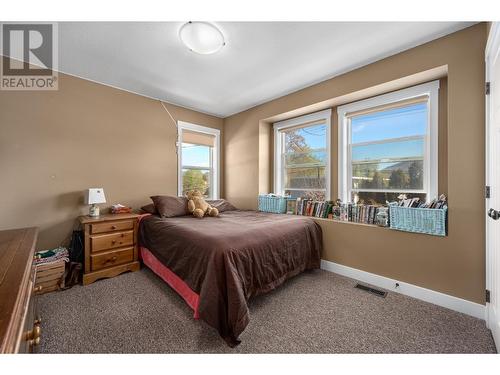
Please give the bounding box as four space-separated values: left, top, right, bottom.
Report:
138 208 322 346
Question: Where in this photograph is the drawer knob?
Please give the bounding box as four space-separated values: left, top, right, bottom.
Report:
105 256 118 264
28 337 41 348
111 225 117 230
27 325 41 341
33 325 41 339
34 285 43 293
111 240 116 244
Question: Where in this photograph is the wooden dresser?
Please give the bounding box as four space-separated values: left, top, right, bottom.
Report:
79 213 140 285
0 227 40 353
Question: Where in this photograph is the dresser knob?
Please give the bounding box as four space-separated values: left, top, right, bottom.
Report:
33 285 43 293
111 240 116 244
111 225 117 230
105 256 118 263
33 325 41 339
28 337 40 348
27 325 41 341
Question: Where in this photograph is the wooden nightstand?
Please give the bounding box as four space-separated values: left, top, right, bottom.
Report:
79 213 140 285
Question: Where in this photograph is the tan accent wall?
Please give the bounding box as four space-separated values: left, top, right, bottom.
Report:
224 24 487 303
0 70 223 250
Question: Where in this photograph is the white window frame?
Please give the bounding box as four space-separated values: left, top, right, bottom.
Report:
337 80 439 203
273 109 332 199
177 121 220 199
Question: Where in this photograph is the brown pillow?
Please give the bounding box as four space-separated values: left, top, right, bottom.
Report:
140 203 157 215
206 199 237 213
150 196 188 218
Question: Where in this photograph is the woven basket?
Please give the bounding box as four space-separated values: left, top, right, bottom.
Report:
389 204 447 236
258 194 290 214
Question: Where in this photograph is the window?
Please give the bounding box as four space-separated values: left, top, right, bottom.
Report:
338 81 439 205
177 121 220 199
274 109 331 200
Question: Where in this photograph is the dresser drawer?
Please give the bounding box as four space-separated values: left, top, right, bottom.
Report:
90 220 134 234
90 231 134 252
91 247 134 271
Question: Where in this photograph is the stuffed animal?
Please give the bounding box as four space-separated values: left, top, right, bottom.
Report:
186 190 219 218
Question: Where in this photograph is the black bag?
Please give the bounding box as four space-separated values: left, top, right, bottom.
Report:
64 230 84 287
64 262 82 287
68 230 84 263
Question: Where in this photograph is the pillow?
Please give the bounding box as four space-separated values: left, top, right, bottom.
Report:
140 203 157 215
206 199 237 213
150 195 188 218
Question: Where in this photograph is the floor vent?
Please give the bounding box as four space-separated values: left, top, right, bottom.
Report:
355 283 387 298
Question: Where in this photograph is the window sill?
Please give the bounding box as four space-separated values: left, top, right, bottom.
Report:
307 215 446 237
309 216 389 229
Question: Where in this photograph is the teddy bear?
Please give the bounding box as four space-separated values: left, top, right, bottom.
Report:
186 190 219 218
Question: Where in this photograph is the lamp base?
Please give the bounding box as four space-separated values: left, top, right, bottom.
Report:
89 204 100 217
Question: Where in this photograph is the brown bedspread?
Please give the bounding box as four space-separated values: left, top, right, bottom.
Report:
139 210 322 346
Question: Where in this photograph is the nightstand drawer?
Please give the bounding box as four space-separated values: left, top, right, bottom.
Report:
91 247 134 271
90 220 134 234
91 230 134 252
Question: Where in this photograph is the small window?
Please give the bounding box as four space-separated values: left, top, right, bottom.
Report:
338 81 439 205
177 122 220 199
274 109 331 200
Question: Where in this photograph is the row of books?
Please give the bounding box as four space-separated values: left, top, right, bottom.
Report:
293 198 388 226
332 204 387 225
294 198 334 218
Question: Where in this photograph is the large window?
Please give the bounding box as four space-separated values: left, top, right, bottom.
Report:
274 109 331 200
338 81 439 205
177 121 220 199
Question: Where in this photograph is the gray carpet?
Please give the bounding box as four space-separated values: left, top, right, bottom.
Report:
38 267 497 353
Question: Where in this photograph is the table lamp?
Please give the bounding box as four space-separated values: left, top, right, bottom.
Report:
85 188 106 217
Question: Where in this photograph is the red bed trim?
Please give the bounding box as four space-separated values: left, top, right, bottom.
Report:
140 246 200 319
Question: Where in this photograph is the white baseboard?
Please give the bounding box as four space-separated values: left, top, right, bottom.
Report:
320 259 485 320
487 305 500 348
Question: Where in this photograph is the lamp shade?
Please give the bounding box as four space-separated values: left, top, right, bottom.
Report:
85 188 106 205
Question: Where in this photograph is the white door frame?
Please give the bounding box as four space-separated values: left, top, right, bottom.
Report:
485 22 500 345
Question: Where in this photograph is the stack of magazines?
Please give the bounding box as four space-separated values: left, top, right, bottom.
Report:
392 194 447 209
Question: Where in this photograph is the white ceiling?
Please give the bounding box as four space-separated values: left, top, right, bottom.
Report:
57 22 474 117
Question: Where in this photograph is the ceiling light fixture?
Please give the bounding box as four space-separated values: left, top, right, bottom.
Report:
179 21 225 55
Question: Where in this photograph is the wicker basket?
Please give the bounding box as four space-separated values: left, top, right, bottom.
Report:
34 260 66 295
389 204 447 236
258 194 290 214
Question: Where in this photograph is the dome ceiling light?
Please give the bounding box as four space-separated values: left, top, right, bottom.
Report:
179 21 225 55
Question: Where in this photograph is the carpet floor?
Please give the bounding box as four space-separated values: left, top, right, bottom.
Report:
38 267 497 353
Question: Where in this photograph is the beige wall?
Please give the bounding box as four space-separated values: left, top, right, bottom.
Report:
0 70 223 250
224 24 487 303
